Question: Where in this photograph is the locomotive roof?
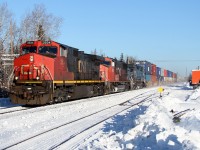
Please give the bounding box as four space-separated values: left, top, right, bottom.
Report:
56 42 79 51
135 60 152 64
56 41 107 61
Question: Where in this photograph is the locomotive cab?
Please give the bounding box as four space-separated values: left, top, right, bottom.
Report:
21 41 58 57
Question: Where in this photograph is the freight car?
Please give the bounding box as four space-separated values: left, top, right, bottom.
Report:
9 40 140 105
190 70 200 89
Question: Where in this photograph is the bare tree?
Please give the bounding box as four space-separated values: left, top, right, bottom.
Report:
13 23 21 54
8 20 18 54
120 53 124 62
91 49 97 55
99 49 105 57
126 55 136 64
20 4 62 42
0 3 13 54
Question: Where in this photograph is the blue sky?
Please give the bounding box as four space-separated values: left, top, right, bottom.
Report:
2 0 200 77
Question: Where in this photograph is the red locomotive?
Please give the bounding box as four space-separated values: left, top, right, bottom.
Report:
9 40 132 105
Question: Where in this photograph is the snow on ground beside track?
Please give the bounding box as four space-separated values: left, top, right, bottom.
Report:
0 87 157 149
76 83 200 150
0 83 200 150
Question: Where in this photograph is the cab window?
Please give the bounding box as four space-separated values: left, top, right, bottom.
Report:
22 46 37 54
39 46 57 57
101 61 111 66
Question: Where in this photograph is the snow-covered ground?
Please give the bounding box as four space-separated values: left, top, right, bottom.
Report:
0 83 199 150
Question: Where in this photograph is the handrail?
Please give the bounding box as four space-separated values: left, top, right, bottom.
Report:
44 65 54 95
44 66 53 81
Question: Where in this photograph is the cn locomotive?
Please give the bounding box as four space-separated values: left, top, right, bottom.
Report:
9 40 146 105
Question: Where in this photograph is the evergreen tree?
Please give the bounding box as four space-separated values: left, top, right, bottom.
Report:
120 53 124 62
38 24 45 41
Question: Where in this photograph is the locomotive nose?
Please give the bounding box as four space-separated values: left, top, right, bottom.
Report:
13 54 42 80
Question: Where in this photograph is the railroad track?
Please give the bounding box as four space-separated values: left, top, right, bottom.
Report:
0 106 30 115
2 90 164 150
0 88 156 119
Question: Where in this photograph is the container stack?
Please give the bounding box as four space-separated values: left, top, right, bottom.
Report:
136 60 177 86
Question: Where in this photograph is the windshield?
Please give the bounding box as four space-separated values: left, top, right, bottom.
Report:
22 46 37 54
39 46 57 56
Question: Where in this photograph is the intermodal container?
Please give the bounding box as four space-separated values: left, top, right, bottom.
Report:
151 75 157 82
173 73 177 78
173 73 175 78
175 73 177 81
164 69 168 77
145 74 151 82
145 62 152 75
167 70 173 77
167 70 170 77
156 67 161 77
171 72 173 77
135 61 152 75
151 64 157 75
170 71 173 78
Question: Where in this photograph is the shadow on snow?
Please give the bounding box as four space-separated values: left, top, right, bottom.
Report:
103 106 148 134
167 85 193 91
102 106 183 150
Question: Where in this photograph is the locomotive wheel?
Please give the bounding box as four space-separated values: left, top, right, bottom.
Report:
97 85 104 96
104 86 109 95
58 97 63 102
49 100 54 105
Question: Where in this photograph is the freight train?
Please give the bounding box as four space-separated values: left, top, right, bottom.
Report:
9 40 177 105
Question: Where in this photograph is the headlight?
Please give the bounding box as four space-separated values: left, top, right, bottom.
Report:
36 76 40 80
15 76 18 80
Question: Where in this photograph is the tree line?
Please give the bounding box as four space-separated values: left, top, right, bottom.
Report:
0 3 62 54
